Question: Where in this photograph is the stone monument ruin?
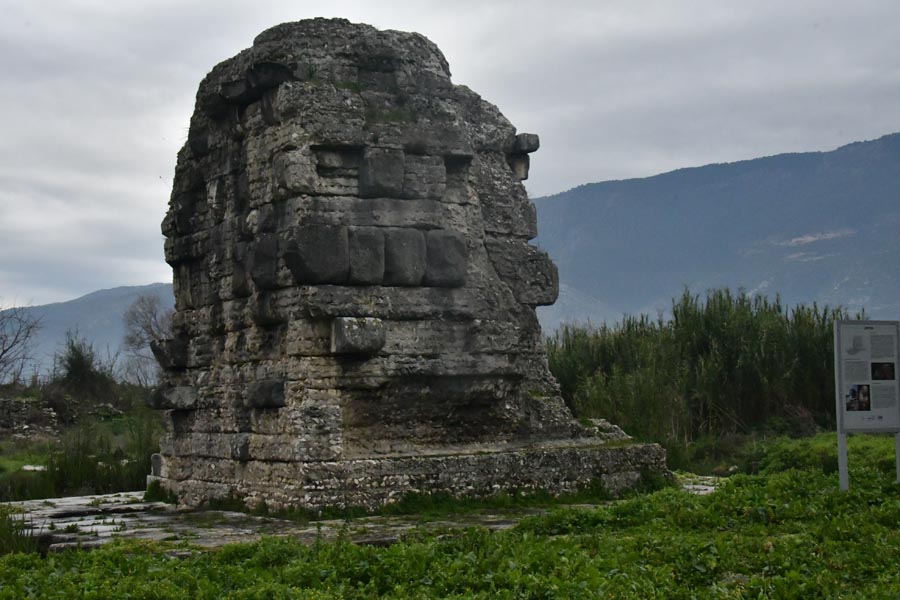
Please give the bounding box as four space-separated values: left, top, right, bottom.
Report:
151 18 665 509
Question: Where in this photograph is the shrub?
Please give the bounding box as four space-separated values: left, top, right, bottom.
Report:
547 288 850 452
42 331 120 423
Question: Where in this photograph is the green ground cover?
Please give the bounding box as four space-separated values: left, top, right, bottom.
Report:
2 433 898 598
0 410 160 502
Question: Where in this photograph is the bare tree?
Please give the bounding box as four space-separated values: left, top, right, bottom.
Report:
0 302 41 384
122 294 173 386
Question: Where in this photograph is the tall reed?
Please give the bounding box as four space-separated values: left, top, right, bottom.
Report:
547 289 848 449
0 507 38 555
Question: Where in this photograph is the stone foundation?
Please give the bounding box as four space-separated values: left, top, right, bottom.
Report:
152 441 666 511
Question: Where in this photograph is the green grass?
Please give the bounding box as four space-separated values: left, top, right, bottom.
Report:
0 409 161 501
1 435 898 597
0 437 52 475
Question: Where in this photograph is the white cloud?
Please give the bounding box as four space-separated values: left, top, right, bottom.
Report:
2 0 899 305
781 229 857 247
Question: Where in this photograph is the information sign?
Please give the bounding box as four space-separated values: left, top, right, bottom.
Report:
833 320 900 490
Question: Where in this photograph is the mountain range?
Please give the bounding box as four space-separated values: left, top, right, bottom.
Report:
6 133 899 375
6 283 174 378
534 132 900 331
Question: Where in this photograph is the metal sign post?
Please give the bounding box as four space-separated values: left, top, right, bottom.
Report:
834 320 900 491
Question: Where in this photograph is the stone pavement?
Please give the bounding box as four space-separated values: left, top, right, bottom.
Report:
6 477 719 554
5 492 573 553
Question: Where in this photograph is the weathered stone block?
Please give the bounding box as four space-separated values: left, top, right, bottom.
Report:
150 453 162 477
383 228 426 286
485 238 559 306
359 147 405 198
348 227 385 284
244 379 286 408
316 150 345 169
248 291 283 326
509 154 530 181
150 338 188 370
249 233 280 290
231 243 252 297
331 317 386 355
231 434 252 462
153 386 199 410
284 225 349 284
424 230 468 287
250 205 278 233
274 147 318 194
246 61 294 91
513 133 540 153
402 155 446 199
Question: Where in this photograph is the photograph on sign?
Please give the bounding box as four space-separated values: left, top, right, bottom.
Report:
845 384 870 412
835 321 900 433
872 362 895 381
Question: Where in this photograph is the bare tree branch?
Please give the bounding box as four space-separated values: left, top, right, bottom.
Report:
122 294 173 385
0 302 41 384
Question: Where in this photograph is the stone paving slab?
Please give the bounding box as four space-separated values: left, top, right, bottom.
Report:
5 478 716 553
4 492 564 553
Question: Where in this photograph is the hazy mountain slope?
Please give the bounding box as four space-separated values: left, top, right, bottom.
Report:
534 133 900 329
8 283 174 377
6 135 899 360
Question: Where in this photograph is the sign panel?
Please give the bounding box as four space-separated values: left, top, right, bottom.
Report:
834 320 900 433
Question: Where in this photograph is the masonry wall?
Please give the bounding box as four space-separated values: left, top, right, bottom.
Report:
152 19 665 509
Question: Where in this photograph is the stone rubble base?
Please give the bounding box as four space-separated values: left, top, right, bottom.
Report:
152 440 667 511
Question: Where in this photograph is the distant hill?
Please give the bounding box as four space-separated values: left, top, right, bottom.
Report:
8 283 174 377
534 133 900 331
7 133 899 362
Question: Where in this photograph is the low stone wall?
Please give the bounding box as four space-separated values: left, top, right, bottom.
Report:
0 397 58 436
152 440 667 511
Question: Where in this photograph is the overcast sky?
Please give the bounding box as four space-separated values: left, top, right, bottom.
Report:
2 0 899 306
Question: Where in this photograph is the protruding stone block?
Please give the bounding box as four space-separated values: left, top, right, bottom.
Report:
359 147 405 198
383 228 426 286
284 225 349 284
513 133 540 153
152 386 199 410
485 238 559 306
244 379 285 408
246 61 294 91
150 338 189 371
348 227 385 284
424 230 468 287
331 317 386 355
